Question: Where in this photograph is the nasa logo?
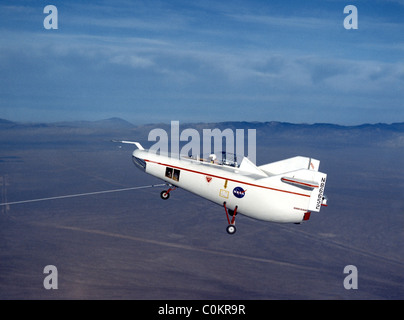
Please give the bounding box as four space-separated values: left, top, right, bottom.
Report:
233 187 246 198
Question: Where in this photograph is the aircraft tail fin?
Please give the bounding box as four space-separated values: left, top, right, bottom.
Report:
239 157 268 177
259 156 319 175
307 172 327 212
279 168 328 212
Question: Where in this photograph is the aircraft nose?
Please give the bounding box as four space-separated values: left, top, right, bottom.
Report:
132 150 146 171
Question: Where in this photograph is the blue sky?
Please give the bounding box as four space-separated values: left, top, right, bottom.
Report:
0 0 403 124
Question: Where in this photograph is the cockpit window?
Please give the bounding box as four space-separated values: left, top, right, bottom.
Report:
183 151 241 168
165 167 180 182
165 167 173 179
173 169 180 181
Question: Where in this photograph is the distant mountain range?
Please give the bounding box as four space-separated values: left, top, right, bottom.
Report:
1 117 404 148
0 117 135 129
2 117 404 131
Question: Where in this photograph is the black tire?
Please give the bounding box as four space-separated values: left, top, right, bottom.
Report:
160 190 170 200
226 225 236 235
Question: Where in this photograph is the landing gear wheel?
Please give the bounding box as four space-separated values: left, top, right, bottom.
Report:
226 225 236 235
160 190 170 200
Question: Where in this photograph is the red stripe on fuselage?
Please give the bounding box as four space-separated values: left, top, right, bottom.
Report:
281 177 318 189
144 159 310 198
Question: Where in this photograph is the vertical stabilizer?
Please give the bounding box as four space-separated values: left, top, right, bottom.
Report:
308 172 327 212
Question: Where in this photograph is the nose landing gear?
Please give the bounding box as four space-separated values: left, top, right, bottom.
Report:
160 186 176 200
223 202 238 235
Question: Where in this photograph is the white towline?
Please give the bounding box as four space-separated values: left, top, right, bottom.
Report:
0 184 166 206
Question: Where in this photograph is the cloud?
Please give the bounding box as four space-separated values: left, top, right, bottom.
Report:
0 1 403 124
296 57 355 84
109 54 155 69
386 0 404 6
228 13 334 30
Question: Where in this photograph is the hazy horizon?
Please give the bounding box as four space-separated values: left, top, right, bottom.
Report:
1 116 404 127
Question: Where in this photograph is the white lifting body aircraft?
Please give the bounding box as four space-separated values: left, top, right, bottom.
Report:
123 141 328 234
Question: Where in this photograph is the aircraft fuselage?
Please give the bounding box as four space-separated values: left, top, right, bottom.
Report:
132 149 327 224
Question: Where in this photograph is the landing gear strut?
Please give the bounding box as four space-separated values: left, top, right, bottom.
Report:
223 202 238 235
160 186 176 200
